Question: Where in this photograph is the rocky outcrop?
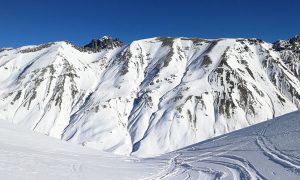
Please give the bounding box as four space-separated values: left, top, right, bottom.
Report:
83 36 123 51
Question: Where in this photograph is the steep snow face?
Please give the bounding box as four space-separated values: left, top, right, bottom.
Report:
0 36 299 157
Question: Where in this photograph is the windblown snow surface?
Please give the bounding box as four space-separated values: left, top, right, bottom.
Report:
1 110 300 179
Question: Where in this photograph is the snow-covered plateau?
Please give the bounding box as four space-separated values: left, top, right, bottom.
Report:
1 35 300 157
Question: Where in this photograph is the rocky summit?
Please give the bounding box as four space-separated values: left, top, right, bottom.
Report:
83 36 123 51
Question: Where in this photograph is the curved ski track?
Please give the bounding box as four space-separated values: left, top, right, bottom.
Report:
151 115 300 180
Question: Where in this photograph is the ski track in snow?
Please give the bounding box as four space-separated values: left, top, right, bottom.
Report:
216 155 267 180
151 112 300 180
255 122 300 174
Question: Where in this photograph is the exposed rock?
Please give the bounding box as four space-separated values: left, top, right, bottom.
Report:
83 36 123 51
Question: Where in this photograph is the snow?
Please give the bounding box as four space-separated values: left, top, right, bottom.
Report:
1 109 300 179
0 119 163 180
154 110 300 179
0 37 300 158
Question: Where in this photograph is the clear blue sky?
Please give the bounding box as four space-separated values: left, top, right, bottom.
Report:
0 0 299 47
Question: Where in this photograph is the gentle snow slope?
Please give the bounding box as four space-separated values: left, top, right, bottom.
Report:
1 110 300 179
0 119 164 180
155 110 300 180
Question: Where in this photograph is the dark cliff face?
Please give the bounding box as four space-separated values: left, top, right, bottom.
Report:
273 35 300 52
272 35 300 78
289 35 300 44
83 36 123 51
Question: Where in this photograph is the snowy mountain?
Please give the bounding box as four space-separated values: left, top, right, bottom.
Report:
0 35 299 157
1 106 300 179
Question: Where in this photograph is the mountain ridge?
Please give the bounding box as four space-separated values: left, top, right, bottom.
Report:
0 35 299 157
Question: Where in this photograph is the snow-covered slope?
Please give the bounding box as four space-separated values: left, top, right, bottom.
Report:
0 36 300 157
154 110 300 180
1 108 300 179
0 119 163 180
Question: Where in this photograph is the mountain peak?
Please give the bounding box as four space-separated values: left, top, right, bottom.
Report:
289 35 300 44
273 35 300 51
83 36 123 51
101 35 112 40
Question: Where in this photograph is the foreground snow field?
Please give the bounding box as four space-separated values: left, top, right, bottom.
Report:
1 110 300 179
0 119 164 180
